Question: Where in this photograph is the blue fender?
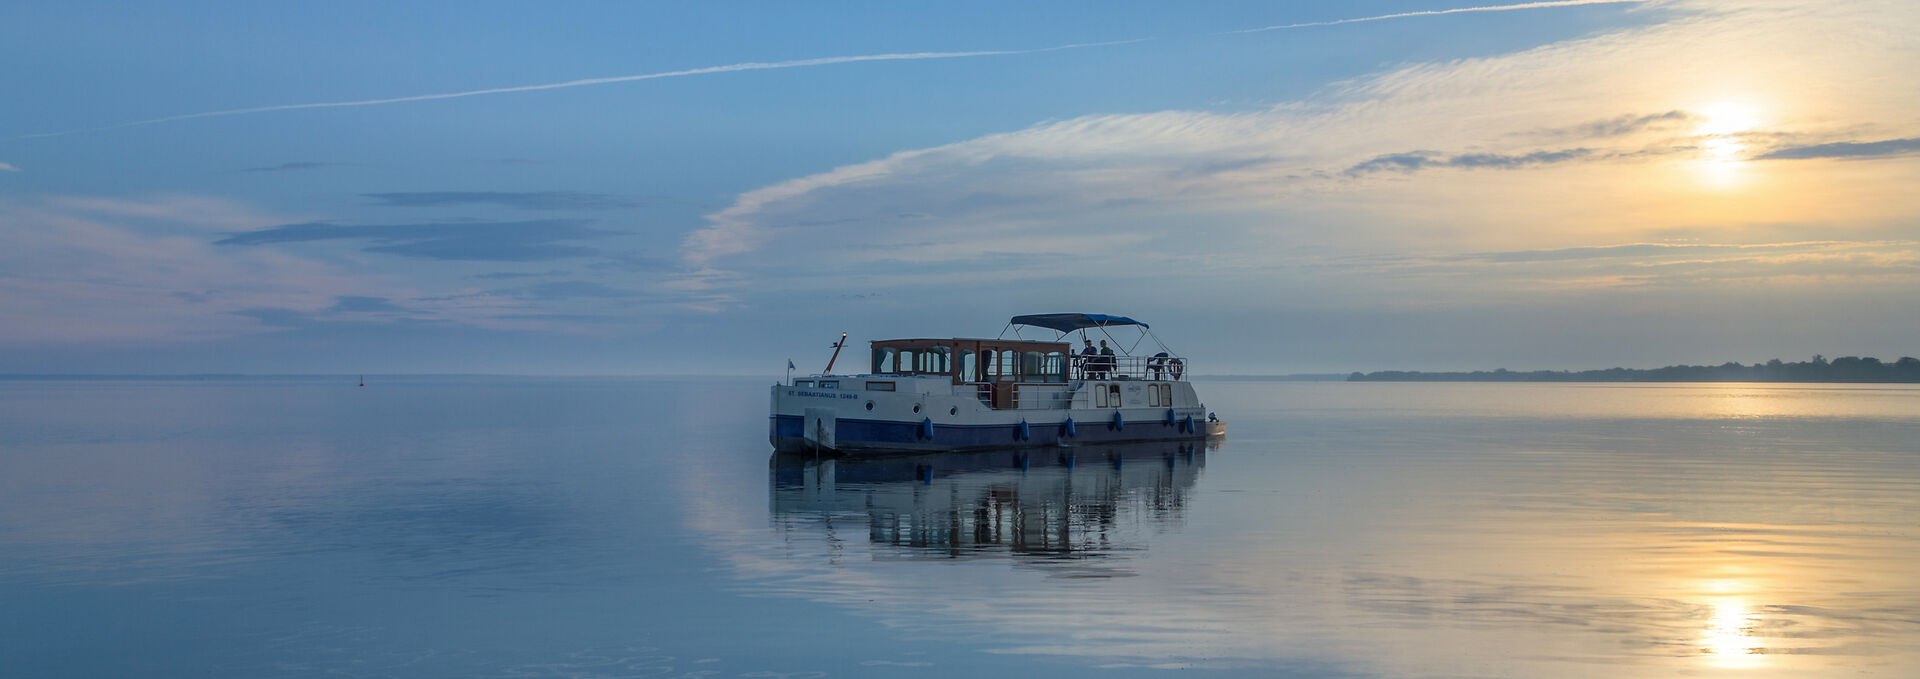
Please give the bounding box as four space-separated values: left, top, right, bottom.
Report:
1182 415 1194 433
1063 417 1076 438
1112 411 1124 431
920 417 934 440
1165 408 1176 426
1017 419 1030 441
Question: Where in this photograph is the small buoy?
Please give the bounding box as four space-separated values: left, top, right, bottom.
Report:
1063 417 1076 438
1112 411 1124 431
1017 419 1030 442
920 417 934 440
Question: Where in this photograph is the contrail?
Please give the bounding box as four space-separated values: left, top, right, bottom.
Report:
5 0 1649 141
1226 0 1646 34
11 39 1144 141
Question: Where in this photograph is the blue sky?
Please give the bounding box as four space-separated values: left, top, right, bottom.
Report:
3 1 1916 374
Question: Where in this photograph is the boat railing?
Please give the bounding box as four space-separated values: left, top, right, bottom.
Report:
1069 354 1189 382
967 382 1077 410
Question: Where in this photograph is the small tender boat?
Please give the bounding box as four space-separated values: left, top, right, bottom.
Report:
770 313 1223 454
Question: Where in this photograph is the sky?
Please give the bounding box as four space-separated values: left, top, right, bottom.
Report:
2 0 1917 375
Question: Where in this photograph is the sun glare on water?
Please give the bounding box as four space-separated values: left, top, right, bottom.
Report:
1697 579 1769 669
1703 598 1764 667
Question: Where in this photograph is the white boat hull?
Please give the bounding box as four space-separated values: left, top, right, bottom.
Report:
771 376 1210 455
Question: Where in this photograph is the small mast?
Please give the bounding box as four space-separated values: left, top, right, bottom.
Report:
823 332 849 373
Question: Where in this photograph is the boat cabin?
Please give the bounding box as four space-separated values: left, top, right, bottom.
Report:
865 331 1186 410
870 338 1072 386
871 337 1068 410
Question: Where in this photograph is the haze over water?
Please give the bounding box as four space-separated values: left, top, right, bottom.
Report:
3 377 1917 677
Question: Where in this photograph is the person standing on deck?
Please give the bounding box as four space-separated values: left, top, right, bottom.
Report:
1099 340 1116 379
1079 338 1100 379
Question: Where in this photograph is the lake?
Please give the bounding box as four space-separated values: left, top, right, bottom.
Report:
3 378 1917 678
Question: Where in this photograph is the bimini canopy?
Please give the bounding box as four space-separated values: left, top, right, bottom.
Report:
1009 313 1148 333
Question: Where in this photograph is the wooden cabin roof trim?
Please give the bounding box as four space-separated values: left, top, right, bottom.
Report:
871 337 1070 351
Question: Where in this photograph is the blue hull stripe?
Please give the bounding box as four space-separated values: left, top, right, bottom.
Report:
770 414 1204 453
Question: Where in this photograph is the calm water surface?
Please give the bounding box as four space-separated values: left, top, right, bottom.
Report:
2 378 1917 678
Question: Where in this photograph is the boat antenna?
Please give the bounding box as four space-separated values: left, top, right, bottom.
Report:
822 332 848 374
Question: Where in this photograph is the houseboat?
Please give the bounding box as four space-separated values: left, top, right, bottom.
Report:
770 313 1222 454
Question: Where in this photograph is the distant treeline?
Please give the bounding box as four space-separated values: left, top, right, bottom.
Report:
1349 356 1920 383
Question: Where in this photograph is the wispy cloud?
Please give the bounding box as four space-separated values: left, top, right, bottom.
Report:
12 42 1141 141
0 195 672 347
1409 240 1920 291
1346 147 1594 175
1535 110 1692 140
1455 241 1864 263
675 0 1920 310
363 191 639 210
327 295 404 313
0 161 18 172
492 281 636 300
1228 0 1647 33
1755 137 1920 161
471 270 568 280
218 219 614 261
242 161 341 173
0 196 381 343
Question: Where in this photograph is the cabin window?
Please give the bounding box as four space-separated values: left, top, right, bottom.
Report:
899 349 918 374
998 351 1019 381
1148 384 1162 407
908 346 950 374
1021 351 1043 382
1106 384 1122 407
1044 351 1067 382
818 380 840 389
866 381 896 391
960 350 976 382
1094 383 1109 407
1159 384 1174 406
795 380 814 387
872 348 897 375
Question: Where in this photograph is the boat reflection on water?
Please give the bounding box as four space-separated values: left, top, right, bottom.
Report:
769 442 1205 573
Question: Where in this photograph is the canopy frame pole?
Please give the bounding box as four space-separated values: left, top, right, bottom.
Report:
1141 327 1171 355
1095 324 1131 356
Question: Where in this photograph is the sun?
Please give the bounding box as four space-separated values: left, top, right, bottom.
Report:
1692 101 1761 188
1696 102 1759 137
